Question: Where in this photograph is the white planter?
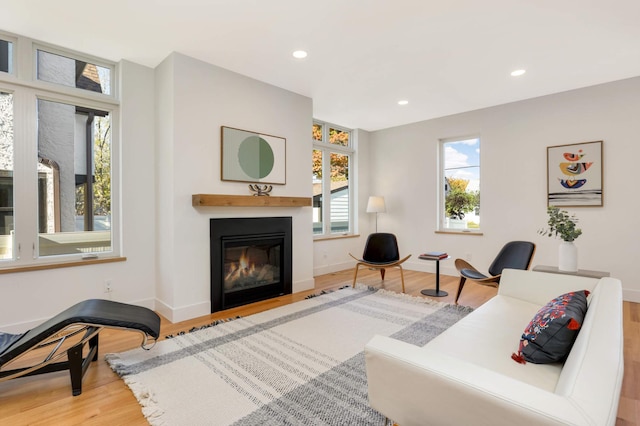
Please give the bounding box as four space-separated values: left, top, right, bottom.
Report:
559 241 578 272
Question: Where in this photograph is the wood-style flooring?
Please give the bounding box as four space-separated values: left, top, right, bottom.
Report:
0 268 637 425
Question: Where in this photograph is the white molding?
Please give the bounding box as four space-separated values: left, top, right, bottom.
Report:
153 279 316 323
154 299 210 324
623 288 640 304
293 278 315 293
0 296 156 334
313 261 354 277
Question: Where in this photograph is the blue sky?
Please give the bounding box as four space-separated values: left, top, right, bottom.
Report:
444 137 480 191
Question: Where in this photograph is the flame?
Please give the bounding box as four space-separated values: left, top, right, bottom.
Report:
225 249 256 283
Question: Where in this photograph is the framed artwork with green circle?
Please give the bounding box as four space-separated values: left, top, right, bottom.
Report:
221 126 286 184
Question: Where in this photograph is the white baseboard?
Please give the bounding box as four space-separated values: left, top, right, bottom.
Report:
313 260 458 281
0 296 157 334
154 279 315 324
405 259 457 277
293 278 315 293
313 261 354 277
1 317 45 334
154 299 211 324
623 288 640 303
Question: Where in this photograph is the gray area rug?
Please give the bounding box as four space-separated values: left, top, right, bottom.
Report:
106 285 472 425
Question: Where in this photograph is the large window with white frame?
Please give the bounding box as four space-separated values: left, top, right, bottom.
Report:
312 121 354 236
439 136 481 232
0 31 118 265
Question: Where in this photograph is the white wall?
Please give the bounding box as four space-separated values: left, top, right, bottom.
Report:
154 53 315 322
363 76 640 302
0 60 157 332
3 54 637 333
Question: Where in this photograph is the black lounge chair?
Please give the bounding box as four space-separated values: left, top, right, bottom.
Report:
349 233 411 293
0 299 160 396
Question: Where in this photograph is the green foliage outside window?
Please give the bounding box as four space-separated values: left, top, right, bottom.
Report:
445 177 479 220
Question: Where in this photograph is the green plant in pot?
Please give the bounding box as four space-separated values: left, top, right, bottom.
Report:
539 206 582 271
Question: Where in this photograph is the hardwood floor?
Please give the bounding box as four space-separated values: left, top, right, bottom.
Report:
0 268 637 425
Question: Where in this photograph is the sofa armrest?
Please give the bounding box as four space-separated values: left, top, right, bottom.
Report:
498 269 600 305
365 335 589 426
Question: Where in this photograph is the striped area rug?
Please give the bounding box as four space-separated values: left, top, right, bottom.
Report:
106 285 472 425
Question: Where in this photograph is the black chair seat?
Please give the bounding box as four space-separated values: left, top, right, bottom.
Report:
454 241 536 304
460 268 488 280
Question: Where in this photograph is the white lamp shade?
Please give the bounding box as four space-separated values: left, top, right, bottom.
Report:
366 196 386 213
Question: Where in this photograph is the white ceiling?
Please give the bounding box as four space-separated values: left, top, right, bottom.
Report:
2 0 640 131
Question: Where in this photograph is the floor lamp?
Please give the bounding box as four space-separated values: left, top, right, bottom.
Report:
366 196 386 233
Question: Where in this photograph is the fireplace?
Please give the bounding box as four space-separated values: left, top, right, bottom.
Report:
210 217 292 312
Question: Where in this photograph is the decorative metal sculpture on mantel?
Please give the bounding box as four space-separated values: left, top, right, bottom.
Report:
248 184 273 196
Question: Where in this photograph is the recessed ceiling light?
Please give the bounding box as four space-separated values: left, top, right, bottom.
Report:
398 100 409 105
511 69 526 77
292 50 308 59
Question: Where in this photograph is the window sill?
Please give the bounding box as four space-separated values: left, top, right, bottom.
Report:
0 256 127 274
435 230 484 236
314 233 360 242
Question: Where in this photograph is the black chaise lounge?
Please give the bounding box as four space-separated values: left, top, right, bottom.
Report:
0 299 160 396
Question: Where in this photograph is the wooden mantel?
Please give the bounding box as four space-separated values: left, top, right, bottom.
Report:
192 194 312 207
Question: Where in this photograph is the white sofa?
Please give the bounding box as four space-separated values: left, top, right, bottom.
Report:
365 269 624 426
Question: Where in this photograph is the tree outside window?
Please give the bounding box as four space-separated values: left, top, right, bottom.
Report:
441 137 480 230
312 122 353 236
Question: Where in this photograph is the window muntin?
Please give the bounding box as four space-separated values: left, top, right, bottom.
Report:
36 49 112 95
0 91 13 259
37 99 112 256
0 39 12 74
440 137 480 231
312 121 354 237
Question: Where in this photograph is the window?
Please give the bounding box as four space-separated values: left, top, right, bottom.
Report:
36 49 112 95
312 122 354 236
0 38 12 74
37 99 112 256
439 136 480 231
0 91 13 259
0 32 118 267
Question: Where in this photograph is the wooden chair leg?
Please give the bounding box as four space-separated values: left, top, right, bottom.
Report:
455 276 467 304
398 266 406 293
352 264 361 287
380 268 386 280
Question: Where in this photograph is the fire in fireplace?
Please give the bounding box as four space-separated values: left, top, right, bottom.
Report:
210 217 292 312
224 242 281 293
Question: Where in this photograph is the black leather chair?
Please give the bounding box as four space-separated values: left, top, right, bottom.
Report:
0 299 160 396
454 241 536 304
349 233 411 293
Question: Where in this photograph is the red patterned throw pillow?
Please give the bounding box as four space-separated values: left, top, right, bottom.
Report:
512 290 590 364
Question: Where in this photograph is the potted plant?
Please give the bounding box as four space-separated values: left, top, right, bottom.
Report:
538 206 582 271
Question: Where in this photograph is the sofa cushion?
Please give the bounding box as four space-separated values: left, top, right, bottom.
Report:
513 290 589 364
426 295 563 391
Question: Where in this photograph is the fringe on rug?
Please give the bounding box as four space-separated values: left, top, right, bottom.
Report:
165 316 241 339
304 284 351 299
353 282 475 313
305 282 473 313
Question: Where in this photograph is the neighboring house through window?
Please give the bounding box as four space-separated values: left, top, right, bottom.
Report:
439 136 481 232
0 31 118 264
312 121 354 236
